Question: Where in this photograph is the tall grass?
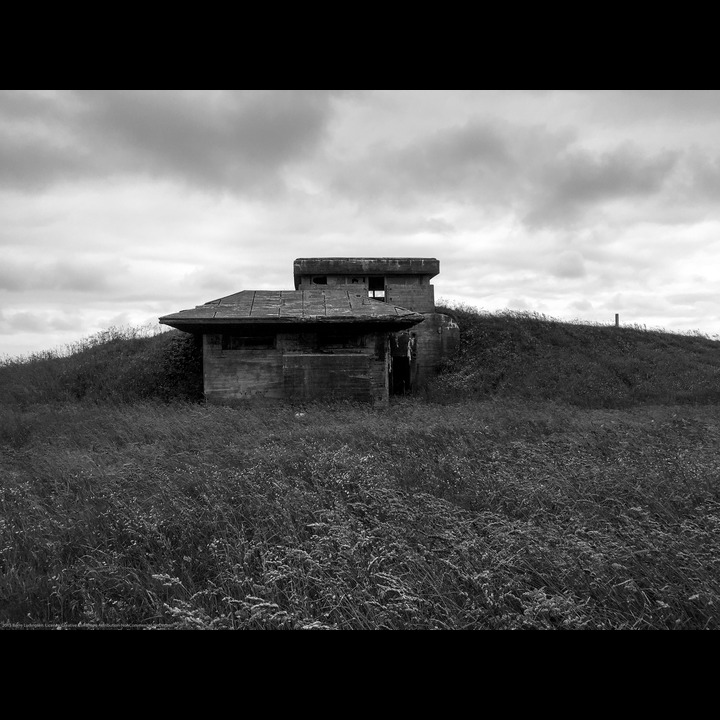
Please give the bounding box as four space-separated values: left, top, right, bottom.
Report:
1 399 719 628
0 326 202 405
433 305 720 407
1 311 720 628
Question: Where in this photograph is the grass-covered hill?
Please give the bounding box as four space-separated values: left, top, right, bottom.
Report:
3 308 720 409
0 326 203 406
2 311 720 629
432 305 720 407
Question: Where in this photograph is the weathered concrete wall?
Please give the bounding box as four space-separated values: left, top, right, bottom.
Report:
203 333 284 401
283 352 385 402
408 313 460 389
386 282 435 313
296 276 355 288
203 331 390 403
294 258 439 285
295 274 436 313
282 332 389 402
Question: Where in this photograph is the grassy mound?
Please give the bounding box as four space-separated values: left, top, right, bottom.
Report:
432 306 720 407
4 306 720 409
0 327 203 405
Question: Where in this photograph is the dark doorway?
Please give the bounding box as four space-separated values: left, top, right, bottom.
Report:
391 356 411 395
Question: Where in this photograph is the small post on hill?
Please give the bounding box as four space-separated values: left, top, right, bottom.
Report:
615 313 619 327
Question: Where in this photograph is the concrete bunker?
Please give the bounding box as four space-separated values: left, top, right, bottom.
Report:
159 258 459 403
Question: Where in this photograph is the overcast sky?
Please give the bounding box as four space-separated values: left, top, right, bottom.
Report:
2 89 720 359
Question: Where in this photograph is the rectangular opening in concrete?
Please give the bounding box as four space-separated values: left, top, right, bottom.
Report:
391 356 411 395
222 334 275 350
368 276 385 301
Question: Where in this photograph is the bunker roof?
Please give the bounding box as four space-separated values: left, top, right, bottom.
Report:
159 288 424 334
293 257 439 288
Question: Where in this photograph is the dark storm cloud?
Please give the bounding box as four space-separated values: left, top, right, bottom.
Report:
0 259 118 293
677 151 720 203
77 90 336 190
0 91 91 190
331 117 682 229
0 310 79 335
0 90 338 193
0 139 90 190
331 118 547 205
0 311 46 334
547 147 677 203
524 145 679 228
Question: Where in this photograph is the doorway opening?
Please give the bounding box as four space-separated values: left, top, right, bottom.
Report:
391 356 411 395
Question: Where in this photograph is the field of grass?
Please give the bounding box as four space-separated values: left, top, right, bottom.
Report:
1 312 720 629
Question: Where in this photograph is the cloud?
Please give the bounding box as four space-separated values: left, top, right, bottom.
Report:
0 138 89 191
524 145 679 228
570 299 593 312
330 118 550 208
673 151 720 206
551 251 587 279
579 90 720 124
423 216 456 234
0 309 80 335
0 259 120 293
328 116 684 231
668 291 720 307
1 90 720 355
0 90 340 194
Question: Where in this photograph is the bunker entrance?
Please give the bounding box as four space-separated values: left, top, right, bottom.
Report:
391 356 411 395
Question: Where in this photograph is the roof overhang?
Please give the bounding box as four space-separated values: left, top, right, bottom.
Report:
159 318 423 335
159 289 425 334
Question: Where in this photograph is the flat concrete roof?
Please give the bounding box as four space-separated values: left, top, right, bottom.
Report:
293 257 439 288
